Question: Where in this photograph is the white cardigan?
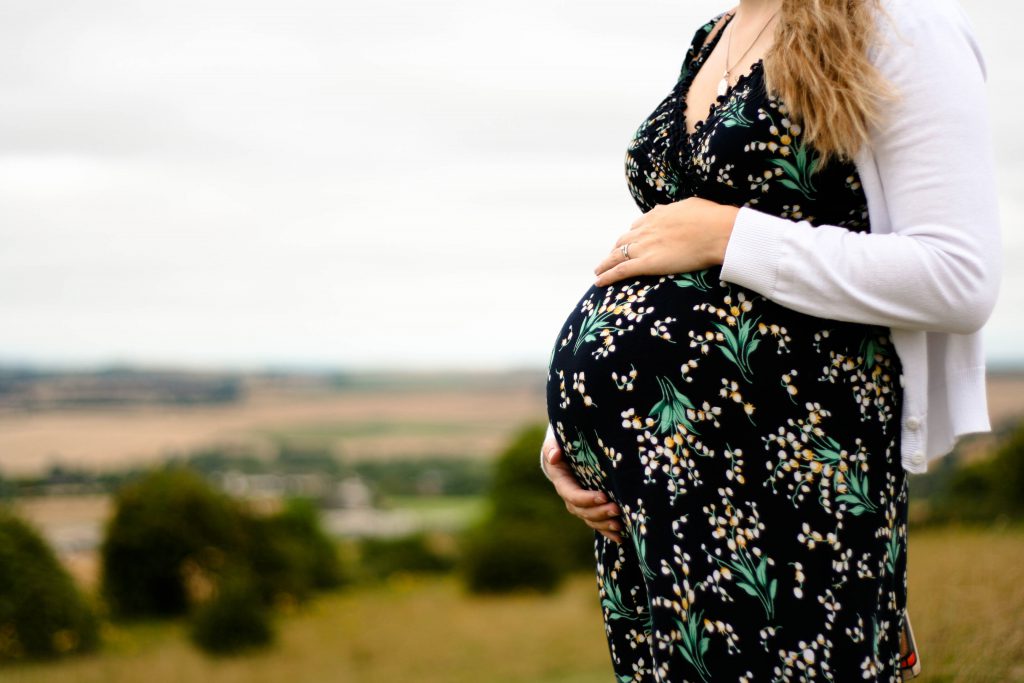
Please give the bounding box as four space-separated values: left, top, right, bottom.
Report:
543 0 1002 476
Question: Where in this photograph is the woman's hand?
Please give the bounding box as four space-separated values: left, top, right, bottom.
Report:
541 432 623 544
594 197 739 287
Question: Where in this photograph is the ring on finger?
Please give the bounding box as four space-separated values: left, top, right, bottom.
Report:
620 242 632 261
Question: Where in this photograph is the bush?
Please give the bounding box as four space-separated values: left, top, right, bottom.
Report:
488 423 595 570
460 520 565 593
100 466 348 624
459 423 595 593
357 532 456 580
929 420 1024 524
0 507 100 662
188 566 275 655
271 497 347 590
238 497 346 605
99 465 249 619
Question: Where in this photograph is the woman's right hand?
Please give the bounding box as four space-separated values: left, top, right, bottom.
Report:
541 432 623 544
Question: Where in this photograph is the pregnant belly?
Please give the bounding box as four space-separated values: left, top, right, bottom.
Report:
544 268 902 490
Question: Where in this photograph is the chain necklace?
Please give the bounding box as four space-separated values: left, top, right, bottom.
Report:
718 8 780 97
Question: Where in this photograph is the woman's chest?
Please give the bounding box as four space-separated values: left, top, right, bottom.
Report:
624 69 870 232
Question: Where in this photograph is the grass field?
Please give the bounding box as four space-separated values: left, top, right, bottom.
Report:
2 525 1021 683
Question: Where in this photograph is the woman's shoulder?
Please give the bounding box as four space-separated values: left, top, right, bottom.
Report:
872 0 986 79
878 0 976 31
677 8 737 82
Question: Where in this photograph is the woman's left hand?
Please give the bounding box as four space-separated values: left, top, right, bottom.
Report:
594 197 740 287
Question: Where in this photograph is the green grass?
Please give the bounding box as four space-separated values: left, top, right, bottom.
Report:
2 526 1022 682
381 495 488 529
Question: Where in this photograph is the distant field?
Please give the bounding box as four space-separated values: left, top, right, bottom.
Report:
1 525 1021 683
1 370 1022 479
0 373 546 477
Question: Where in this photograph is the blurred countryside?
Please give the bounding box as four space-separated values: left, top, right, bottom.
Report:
0 368 1023 682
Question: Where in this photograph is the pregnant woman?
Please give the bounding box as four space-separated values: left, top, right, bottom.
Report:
540 0 1000 680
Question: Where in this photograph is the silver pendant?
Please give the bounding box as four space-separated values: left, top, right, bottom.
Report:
717 74 729 97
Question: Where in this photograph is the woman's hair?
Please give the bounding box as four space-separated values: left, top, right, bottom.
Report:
763 0 897 169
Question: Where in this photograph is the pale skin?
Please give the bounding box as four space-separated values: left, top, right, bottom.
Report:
541 0 784 544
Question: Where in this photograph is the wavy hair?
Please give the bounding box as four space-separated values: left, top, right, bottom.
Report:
762 0 897 169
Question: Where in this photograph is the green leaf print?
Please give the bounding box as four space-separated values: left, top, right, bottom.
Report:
700 491 779 621
649 375 699 436
813 435 845 465
860 334 888 370
771 430 880 514
718 96 754 128
567 429 605 487
735 561 775 620
736 581 759 598
711 313 761 383
872 615 881 659
770 140 818 200
835 465 878 515
602 580 647 623
573 306 628 355
706 541 777 621
886 532 901 576
629 521 657 581
676 610 713 683
673 269 713 292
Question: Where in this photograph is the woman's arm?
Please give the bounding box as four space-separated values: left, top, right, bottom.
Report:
719 0 1001 335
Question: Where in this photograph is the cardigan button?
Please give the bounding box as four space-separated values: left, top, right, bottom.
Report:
906 417 921 431
910 451 925 466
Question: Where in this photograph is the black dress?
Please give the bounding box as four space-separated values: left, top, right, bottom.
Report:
544 10 909 682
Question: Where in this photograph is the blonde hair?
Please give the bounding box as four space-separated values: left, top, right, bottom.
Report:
762 0 897 170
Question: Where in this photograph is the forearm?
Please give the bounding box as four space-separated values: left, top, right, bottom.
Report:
720 205 1001 334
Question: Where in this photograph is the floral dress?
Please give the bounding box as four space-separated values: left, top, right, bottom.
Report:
544 9 909 682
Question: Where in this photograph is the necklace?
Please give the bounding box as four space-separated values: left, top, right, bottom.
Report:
718 8 780 97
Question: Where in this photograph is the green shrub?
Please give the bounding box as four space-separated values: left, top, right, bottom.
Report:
357 532 455 580
271 497 347 590
100 466 348 623
188 566 275 655
460 520 565 593
0 507 100 662
99 465 249 619
238 512 316 606
488 424 595 570
459 423 597 593
929 420 1024 524
238 498 346 605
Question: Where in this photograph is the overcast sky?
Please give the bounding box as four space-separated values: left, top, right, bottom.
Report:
1 0 1019 371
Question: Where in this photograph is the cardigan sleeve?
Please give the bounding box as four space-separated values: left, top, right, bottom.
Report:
718 0 1002 335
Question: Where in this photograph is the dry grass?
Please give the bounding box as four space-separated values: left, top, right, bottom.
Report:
907 525 1024 682
1 526 1022 682
0 575 611 683
0 382 544 477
